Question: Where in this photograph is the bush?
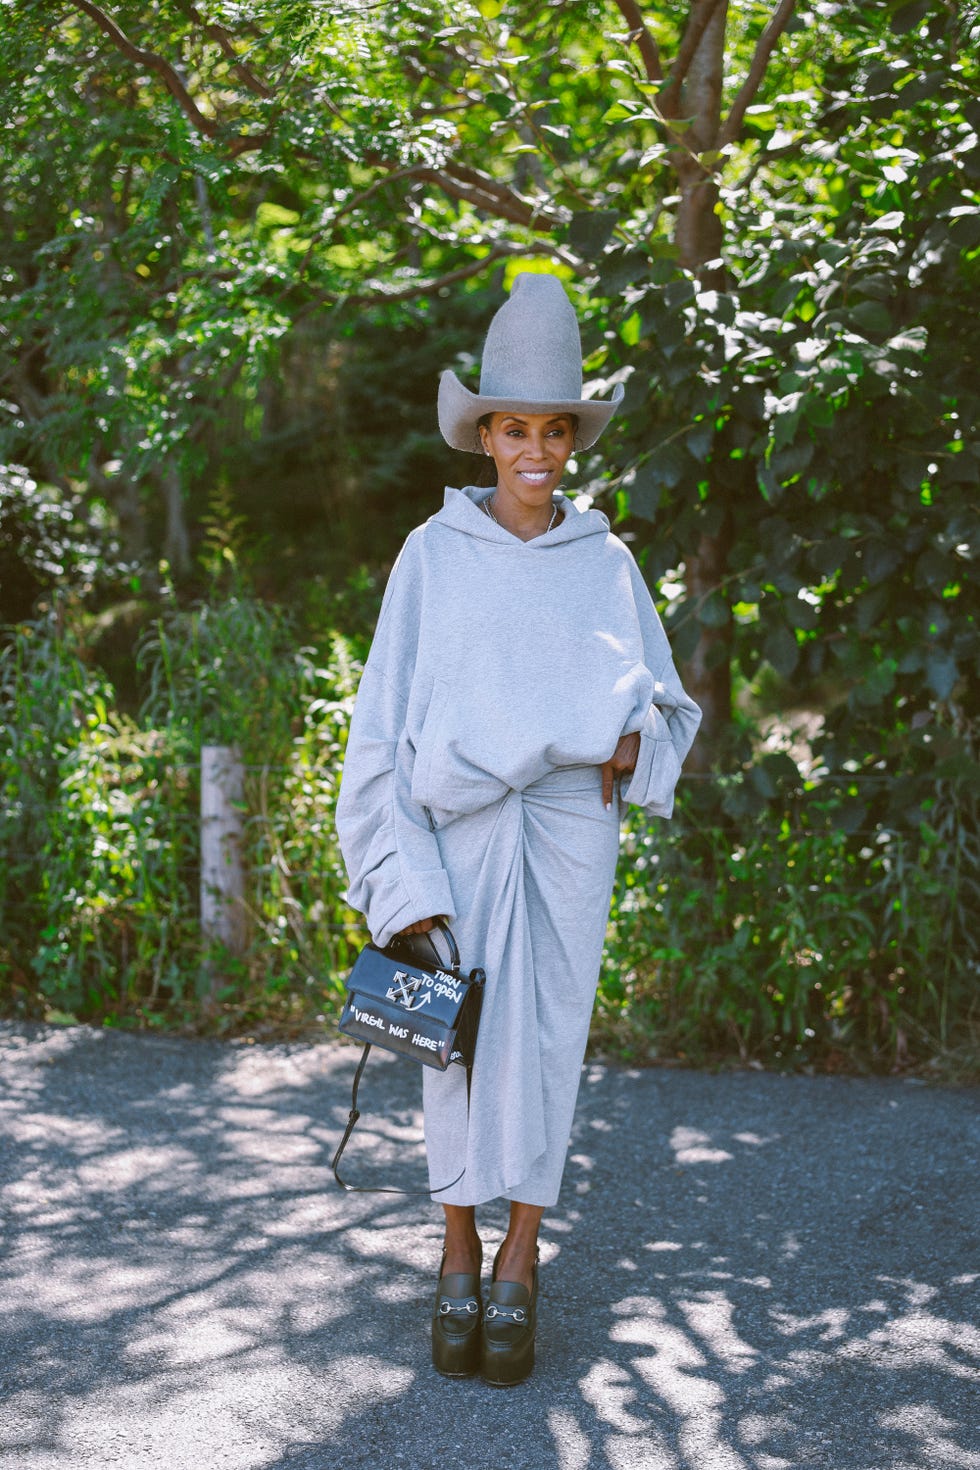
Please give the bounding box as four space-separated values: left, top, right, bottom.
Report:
0 587 363 1031
599 769 979 1073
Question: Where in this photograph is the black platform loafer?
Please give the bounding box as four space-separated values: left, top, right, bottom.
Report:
481 1253 538 1387
432 1258 483 1378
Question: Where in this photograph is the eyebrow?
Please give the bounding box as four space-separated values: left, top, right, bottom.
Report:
498 414 570 427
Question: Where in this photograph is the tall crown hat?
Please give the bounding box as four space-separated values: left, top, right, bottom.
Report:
437 272 625 453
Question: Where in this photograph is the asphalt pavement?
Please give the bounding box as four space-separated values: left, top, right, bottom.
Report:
0 1021 977 1470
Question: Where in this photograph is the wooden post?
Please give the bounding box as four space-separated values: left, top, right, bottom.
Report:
200 744 247 962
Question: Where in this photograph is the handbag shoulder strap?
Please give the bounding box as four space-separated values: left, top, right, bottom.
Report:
331 919 472 1196
330 1041 471 1196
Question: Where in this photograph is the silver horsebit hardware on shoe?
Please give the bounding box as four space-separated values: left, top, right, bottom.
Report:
439 1297 480 1316
485 1304 527 1323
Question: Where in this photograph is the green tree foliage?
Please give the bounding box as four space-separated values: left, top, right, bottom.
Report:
599 2 980 776
3 1 976 736
1 2 977 1062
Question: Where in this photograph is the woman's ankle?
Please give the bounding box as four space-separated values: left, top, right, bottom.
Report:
441 1232 482 1277
493 1236 538 1292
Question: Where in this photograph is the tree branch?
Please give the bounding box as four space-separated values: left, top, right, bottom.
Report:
294 157 566 278
70 0 269 152
660 0 726 117
174 0 275 98
71 0 219 138
417 164 566 231
612 0 664 83
718 0 797 148
355 242 581 302
295 241 582 322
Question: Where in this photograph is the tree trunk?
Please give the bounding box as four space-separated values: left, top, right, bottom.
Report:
683 519 734 774
673 0 731 765
673 0 728 286
162 464 191 576
200 744 248 979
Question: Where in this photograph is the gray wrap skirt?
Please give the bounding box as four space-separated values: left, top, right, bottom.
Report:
422 764 620 1207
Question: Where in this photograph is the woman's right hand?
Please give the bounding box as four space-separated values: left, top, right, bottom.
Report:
396 916 439 937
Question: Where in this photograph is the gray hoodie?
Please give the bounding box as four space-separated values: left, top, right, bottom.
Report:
335 486 701 946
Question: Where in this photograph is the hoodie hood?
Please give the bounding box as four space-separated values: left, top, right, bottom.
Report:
432 485 611 547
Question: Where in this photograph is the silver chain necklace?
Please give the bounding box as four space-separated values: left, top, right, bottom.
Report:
483 496 559 533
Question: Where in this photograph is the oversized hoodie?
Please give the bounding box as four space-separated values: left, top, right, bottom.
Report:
335 486 702 948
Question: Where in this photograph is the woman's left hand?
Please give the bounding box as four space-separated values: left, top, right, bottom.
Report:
600 732 641 809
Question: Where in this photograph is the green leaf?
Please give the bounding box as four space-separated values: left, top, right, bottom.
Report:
925 652 958 700
915 548 952 589
890 0 932 33
848 300 893 335
771 441 815 481
949 212 980 250
698 290 737 326
771 396 803 450
620 311 641 347
568 210 619 257
763 624 800 677
748 763 777 799
602 102 635 125
485 91 513 119
803 395 834 429
851 657 897 707
898 456 930 491
758 465 782 504
643 439 688 490
625 465 663 521
696 593 729 628
664 280 697 311
864 540 903 585
896 70 944 104
599 249 653 296
685 420 713 462
945 452 980 486
763 752 801 784
786 596 818 632
664 604 701 663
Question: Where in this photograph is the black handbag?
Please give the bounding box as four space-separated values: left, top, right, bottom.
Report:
331 921 485 1194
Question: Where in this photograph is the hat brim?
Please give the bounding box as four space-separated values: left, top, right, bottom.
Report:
438 371 625 453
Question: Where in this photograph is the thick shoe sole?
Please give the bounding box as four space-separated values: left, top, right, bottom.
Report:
481 1336 535 1387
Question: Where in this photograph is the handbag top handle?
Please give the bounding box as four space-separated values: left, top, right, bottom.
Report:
389 917 460 974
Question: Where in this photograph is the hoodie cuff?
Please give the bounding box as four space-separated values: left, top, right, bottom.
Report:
371 868 457 950
622 704 682 818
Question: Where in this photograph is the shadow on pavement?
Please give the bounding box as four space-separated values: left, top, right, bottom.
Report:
0 1023 977 1469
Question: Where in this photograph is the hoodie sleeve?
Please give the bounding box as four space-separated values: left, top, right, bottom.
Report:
620 555 702 818
335 537 456 947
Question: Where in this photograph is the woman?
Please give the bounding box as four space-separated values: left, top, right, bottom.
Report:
335 272 701 1386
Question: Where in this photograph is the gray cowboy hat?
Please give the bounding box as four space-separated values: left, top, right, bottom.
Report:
437 272 625 453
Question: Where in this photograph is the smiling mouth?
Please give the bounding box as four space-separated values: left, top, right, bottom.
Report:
519 470 551 482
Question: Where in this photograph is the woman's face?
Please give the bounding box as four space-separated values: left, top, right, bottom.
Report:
478 412 575 507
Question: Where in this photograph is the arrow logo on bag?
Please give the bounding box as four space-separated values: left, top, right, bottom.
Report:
386 971 432 1010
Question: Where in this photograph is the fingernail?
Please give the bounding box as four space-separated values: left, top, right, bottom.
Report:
605 802 612 811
